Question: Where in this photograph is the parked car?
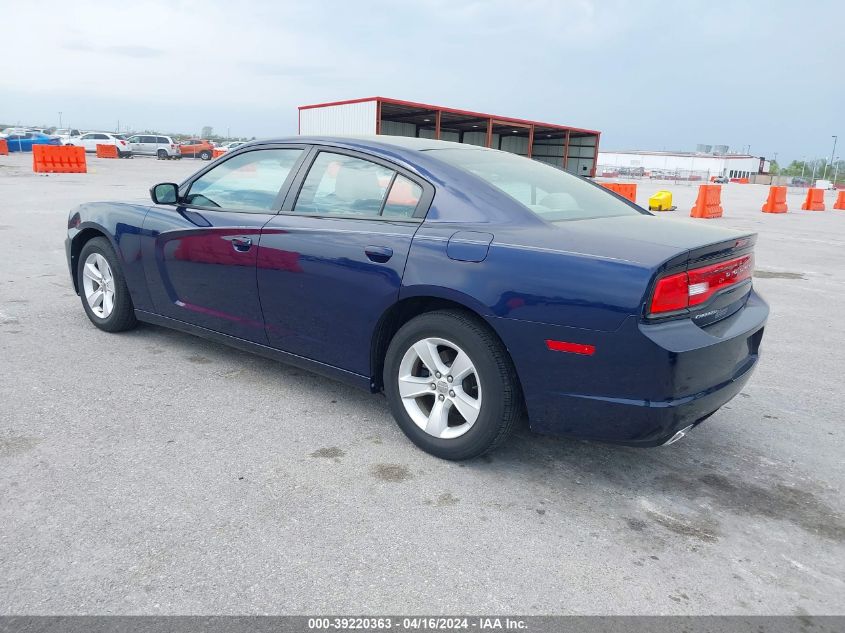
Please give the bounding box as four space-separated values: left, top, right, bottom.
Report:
216 141 246 153
126 134 181 159
53 128 83 144
178 139 214 160
65 136 768 460
2 131 61 152
67 132 132 157
1 127 31 137
713 175 728 184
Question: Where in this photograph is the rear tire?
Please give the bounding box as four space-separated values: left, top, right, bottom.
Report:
157 149 167 160
383 310 522 460
77 237 137 333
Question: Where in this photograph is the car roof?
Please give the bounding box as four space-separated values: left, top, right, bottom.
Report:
205 135 549 226
255 135 491 153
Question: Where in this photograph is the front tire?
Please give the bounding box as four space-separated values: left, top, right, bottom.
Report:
199 150 212 161
384 310 522 460
77 237 137 332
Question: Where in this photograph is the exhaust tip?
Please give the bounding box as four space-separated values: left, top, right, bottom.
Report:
663 424 694 446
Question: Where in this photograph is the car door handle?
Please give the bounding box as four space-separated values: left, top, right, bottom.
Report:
365 246 393 263
224 236 253 252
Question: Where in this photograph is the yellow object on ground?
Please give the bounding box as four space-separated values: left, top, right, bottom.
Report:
648 190 674 211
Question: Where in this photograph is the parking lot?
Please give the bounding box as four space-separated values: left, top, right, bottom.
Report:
0 152 843 615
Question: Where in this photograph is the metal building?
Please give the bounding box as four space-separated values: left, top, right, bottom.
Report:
298 97 601 177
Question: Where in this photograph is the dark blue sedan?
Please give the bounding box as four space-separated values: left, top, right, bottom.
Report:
65 137 767 459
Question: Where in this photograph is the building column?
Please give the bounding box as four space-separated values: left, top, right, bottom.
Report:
434 110 441 140
563 129 571 170
527 125 535 159
485 118 493 148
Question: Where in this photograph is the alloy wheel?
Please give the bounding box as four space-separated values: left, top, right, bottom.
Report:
81 252 115 319
397 337 482 439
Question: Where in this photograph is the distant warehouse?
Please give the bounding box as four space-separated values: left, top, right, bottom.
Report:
298 96 601 177
598 149 770 181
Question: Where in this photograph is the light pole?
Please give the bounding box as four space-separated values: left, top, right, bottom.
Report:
834 157 841 185
58 111 62 128
801 156 806 179
824 135 838 180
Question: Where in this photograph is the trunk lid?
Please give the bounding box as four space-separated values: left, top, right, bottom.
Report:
552 214 757 327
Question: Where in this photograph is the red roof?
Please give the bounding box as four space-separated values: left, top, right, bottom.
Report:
298 96 600 135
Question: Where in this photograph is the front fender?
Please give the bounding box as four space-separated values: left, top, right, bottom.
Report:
67 202 153 310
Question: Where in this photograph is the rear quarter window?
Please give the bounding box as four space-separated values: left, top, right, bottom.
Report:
430 148 643 222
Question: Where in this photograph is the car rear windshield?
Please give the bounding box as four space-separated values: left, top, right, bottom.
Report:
429 148 642 222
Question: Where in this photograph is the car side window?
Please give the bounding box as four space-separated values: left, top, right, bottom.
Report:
157 137 168 144
184 148 303 212
294 152 394 216
382 174 423 218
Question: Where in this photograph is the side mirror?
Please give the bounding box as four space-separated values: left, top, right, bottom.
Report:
150 182 179 205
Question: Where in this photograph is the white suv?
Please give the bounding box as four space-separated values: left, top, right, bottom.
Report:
68 132 132 158
126 134 181 159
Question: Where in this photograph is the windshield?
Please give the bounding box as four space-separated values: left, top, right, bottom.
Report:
430 148 643 222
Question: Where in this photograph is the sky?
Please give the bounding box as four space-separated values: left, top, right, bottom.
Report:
1 0 843 163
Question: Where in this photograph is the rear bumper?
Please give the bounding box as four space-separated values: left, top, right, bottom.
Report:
491 290 768 446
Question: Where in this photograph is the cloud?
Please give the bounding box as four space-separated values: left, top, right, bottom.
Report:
245 62 338 79
104 45 165 58
1 0 843 159
62 41 164 58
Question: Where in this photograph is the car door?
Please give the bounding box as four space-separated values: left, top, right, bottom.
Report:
141 145 308 343
6 134 28 151
127 135 143 154
129 135 145 154
81 133 104 152
77 133 96 151
139 135 156 155
257 147 431 375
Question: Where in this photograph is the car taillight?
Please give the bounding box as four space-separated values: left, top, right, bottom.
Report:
119 140 126 146
649 254 754 315
171 144 176 149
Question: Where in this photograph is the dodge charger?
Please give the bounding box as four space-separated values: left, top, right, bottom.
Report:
66 136 768 460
